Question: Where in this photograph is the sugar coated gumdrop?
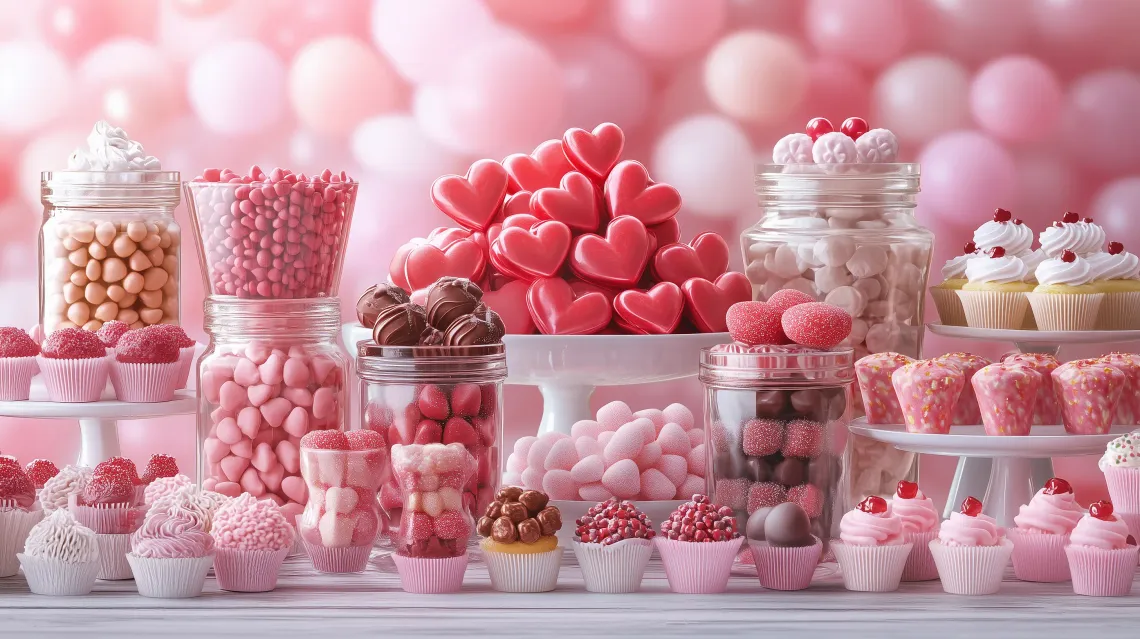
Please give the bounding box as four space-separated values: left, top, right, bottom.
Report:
579 483 613 502
713 478 748 510
571 454 605 485
662 403 694 431
748 482 787 514
781 302 852 349
783 420 825 459
685 444 706 479
657 454 689 487
300 430 350 451
726 301 785 346
570 419 605 440
597 401 634 431
544 438 579 471
640 469 676 501
41 328 105 359
633 409 666 431
574 436 603 459
601 459 641 499
527 432 565 470
541 469 578 500
0 327 39 357
603 425 644 465
767 288 815 315
787 483 824 518
742 419 783 457
116 326 179 364
346 430 385 451
676 474 705 500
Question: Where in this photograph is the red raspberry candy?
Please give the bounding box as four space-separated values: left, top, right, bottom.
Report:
300 429 350 450
783 420 825 459
96 456 141 485
805 117 833 141
433 511 471 540
0 465 36 508
839 117 869 140
961 495 984 517
789 483 824 518
141 453 178 484
742 418 783 457
767 288 815 315
726 301 785 346
24 459 59 489
1089 499 1114 521
42 328 106 359
781 302 852 349
95 321 131 348
149 324 195 348
116 327 179 364
0 327 39 358
345 430 386 451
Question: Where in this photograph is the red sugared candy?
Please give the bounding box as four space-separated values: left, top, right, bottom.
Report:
1042 477 1072 495
1060 249 1077 263
25 459 59 489
42 328 106 359
96 456 141 485
961 495 983 517
726 301 785 346
95 321 131 348
0 327 39 358
82 471 134 505
993 208 1012 222
989 246 1006 258
1109 241 1125 255
788 483 824 519
576 498 656 545
346 429 386 451
781 302 852 349
805 117 833 141
896 480 918 499
149 324 195 349
116 327 179 364
0 464 36 508
141 453 178 484
857 495 887 514
658 494 739 542
839 117 869 140
742 418 783 457
1062 211 1080 223
766 288 815 315
1089 499 1114 521
300 429 350 451
783 419 824 459
1083 217 1094 223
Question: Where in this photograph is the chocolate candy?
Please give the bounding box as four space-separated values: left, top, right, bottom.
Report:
501 501 528 523
746 506 772 541
496 486 523 502
479 486 561 545
425 277 483 330
372 303 427 346
491 515 518 543
536 506 561 535
519 489 549 516
745 457 770 482
419 326 445 346
443 306 505 346
762 502 814 547
518 518 542 544
773 458 804 486
485 501 502 520
357 283 410 327
477 516 494 537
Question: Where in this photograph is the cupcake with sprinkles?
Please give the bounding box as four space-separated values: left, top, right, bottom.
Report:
149 324 196 389
109 326 181 402
68 457 145 580
36 327 109 403
17 509 100 596
210 493 294 592
1100 430 1140 519
0 327 40 401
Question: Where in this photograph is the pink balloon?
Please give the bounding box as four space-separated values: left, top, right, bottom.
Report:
169 0 233 17
613 0 727 60
1030 0 1140 68
1014 155 1083 228
651 60 714 133
799 58 871 129
77 38 183 136
920 0 1031 64
37 0 114 59
485 0 594 27
970 56 1062 144
727 0 802 32
703 30 809 125
873 55 969 144
371 0 499 84
805 0 908 68
1059 70 1140 175
1092 177 1140 247
289 36 406 137
188 40 287 136
549 35 651 133
262 0 370 56
918 130 1018 220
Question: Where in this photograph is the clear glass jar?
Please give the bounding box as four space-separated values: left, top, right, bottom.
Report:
299 445 384 573
357 343 505 547
742 164 929 503
699 345 856 553
39 171 181 333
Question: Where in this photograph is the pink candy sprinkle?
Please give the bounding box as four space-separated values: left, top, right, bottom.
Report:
95 321 131 348
116 326 180 364
149 324 195 348
345 429 385 451
300 429 349 451
0 327 39 358
783 420 825 459
41 328 105 359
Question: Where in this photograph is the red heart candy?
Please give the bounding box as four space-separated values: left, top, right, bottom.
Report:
604 160 682 226
681 272 752 333
613 282 684 335
569 215 651 288
503 139 574 193
388 239 424 290
492 220 572 280
502 213 541 231
483 280 535 334
647 217 681 248
430 159 508 231
653 232 731 285
569 279 617 305
526 277 612 335
488 242 532 282
502 191 534 218
562 123 625 182
485 223 503 247
404 238 487 291
427 227 474 249
532 171 601 233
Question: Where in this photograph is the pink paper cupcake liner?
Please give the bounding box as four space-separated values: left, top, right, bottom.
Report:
175 345 196 389
303 541 371 574
1119 512 1140 540
1065 544 1140 596
36 355 109 403
95 533 133 580
654 537 744 594
892 362 963 435
109 360 180 403
928 538 1014 595
573 538 654 594
0 357 39 401
747 537 822 591
213 546 290 592
831 541 912 592
1008 529 1070 583
1103 467 1140 513
69 497 145 535
392 553 469 594
901 530 940 582
0 507 44 577
483 547 563 593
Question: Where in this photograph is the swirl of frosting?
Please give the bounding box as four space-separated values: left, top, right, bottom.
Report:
891 491 940 534
131 510 214 559
941 253 974 280
39 465 92 513
1091 250 1140 281
1099 430 1140 469
1012 488 1084 534
965 254 1029 284
1018 249 1046 279
144 474 193 506
1069 513 1131 550
839 507 905 546
938 511 1004 547
149 486 231 534
1034 254 1095 286
1039 222 1105 257
24 509 98 564
211 493 295 552
67 121 161 171
973 220 1033 255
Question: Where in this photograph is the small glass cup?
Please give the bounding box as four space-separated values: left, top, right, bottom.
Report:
298 445 385 573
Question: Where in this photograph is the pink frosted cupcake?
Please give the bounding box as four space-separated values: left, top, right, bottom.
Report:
1009 477 1083 582
972 362 1041 436
930 352 989 426
36 328 108 403
744 502 821 591
128 509 215 598
831 496 912 592
854 352 914 424
892 359 965 434
149 324 196 389
1052 359 1126 435
1099 431 1140 517
929 496 1013 595
143 473 193 507
1002 353 1062 425
210 493 294 592
654 494 744 594
1100 352 1140 426
0 461 45 578
69 458 146 580
25 459 60 492
0 327 41 401
109 326 181 402
1064 500 1139 597
95 320 130 349
892 481 941 581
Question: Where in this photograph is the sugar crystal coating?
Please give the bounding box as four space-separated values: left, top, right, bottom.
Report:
300 429 350 451
24 459 59 489
116 326 179 364
42 327 106 359
0 327 39 357
659 494 739 542
95 321 131 347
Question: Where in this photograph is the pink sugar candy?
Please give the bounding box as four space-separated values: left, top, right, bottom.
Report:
657 454 688 487
41 327 105 359
597 431 615 447
1052 359 1127 435
506 452 526 474
713 478 748 510
94 321 129 349
931 352 989 426
301 430 348 450
450 383 481 417
1002 353 1062 424
676 474 705 500
640 468 675 500
687 429 704 448
520 467 544 491
742 418 783 457
601 458 640 499
441 416 478 448
787 483 824 519
634 442 662 468
544 438 579 471
578 482 613 501
603 423 645 465
597 401 634 431
541 469 578 500
626 418 657 447
892 360 964 435
855 352 915 425
972 363 1040 436
0 327 39 358
574 435 603 459
686 444 706 478
656 423 690 456
513 435 536 457
570 454 605 484
662 403 694 431
527 432 566 470
710 421 735 454
782 420 825 459
633 408 666 431
747 482 787 514
570 420 605 440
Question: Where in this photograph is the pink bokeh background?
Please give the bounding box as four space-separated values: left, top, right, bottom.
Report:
1 0 1138 510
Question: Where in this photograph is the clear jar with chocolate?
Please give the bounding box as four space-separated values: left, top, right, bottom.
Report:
39 171 181 333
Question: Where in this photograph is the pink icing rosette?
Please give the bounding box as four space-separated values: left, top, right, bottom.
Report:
1052 359 1126 435
1002 353 1061 425
938 511 1004 547
892 492 939 535
972 363 1041 436
931 353 989 425
210 493 294 592
1070 512 1131 550
1100 352 1140 426
839 507 905 546
892 360 964 434
855 352 914 425
1013 487 1084 535
131 511 215 559
1065 508 1139 596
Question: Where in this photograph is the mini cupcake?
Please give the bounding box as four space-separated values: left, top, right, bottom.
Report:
1028 250 1104 331
143 473 193 507
36 328 108 403
127 509 215 598
147 483 231 534
109 326 181 402
95 320 130 348
654 494 743 594
18 509 100 596
1009 477 1083 582
1002 353 1062 425
1065 500 1139 596
893 481 941 582
25 459 60 492
891 359 964 434
0 327 40 400
149 324 196 389
1100 352 1140 426
972 362 1041 436
855 352 914 425
140 453 179 486
1090 241 1140 329
210 493 294 592
745 502 821 591
1052 359 1126 435
1100 430 1140 517
928 496 1013 595
69 458 146 580
0 461 45 577
478 486 563 593
572 498 655 593
831 496 911 592
930 352 989 425
957 246 1034 329
930 241 977 327
39 465 91 513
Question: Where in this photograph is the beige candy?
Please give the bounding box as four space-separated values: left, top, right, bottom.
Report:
63 283 83 304
67 303 90 325
69 270 88 287
138 290 162 308
85 282 107 305
146 248 164 267
126 221 148 243
118 293 137 308
71 223 95 244
122 272 144 294
128 251 152 271
94 301 119 322
158 231 172 249
85 259 102 282
139 308 163 325
142 267 168 291
88 241 107 260
82 320 103 332
68 249 89 268
112 235 136 258
140 234 161 251
117 308 139 324
106 284 126 302
95 222 117 246
102 257 127 283
62 236 82 251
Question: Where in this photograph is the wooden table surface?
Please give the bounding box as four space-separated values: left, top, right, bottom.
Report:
0 550 1136 638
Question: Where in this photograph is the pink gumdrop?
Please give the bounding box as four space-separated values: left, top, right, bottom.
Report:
240 467 267 496
570 419 605 440
283 387 313 407
204 437 230 464
570 454 605 485
526 432 566 470
805 0 908 68
450 383 481 417
219 381 247 412
662 403 694 430
970 55 1062 143
418 385 450 421
251 442 277 473
632 409 666 432
743 419 782 457
544 438 579 471
687 429 704 448
201 371 224 404
597 431 615 447
597 400 634 430
634 442 662 469
640 469 676 501
919 130 1016 220
214 481 242 498
713 478 748 510
216 417 242 445
520 467 545 490
259 352 285 385
230 438 253 459
657 454 689 488
283 357 310 388
233 358 261 387
601 458 641 499
687 444 707 478
247 384 275 407
220 455 250 483
506 451 526 474
574 436 602 459
282 407 310 438
603 424 644 465
245 342 271 365
656 423 691 456
541 469 578 500
325 486 359 514
317 451 347 488
578 482 613 502
261 464 285 493
513 435 537 457
237 406 262 439
676 474 705 500
379 481 401 511
312 387 335 420
276 440 300 474
260 397 293 428
628 418 656 446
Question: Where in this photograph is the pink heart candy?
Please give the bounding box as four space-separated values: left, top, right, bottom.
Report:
312 387 335 420
282 407 309 438
216 417 242 445
220 455 250 483
240 467 266 496
259 353 285 385
404 239 486 292
251 442 277 473
281 474 307 503
260 397 293 428
283 357 310 388
214 481 242 498
310 356 336 385
201 371 224 404
248 384 274 407
283 387 312 407
237 407 262 439
280 502 304 520
230 438 254 459
233 358 261 387
219 381 247 412
261 464 285 493
483 279 535 334
276 440 301 475
245 342 271 365
204 437 230 463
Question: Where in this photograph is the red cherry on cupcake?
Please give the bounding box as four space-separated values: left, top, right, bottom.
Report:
961 496 983 517
805 117 833 141
1013 218 1023 225
988 246 1006 258
857 495 888 515
1109 241 1124 255
1129 535 1137 546
840 117 869 140
993 208 1012 222
963 241 977 255
1063 211 1080 223
1042 477 1072 495
1083 217 1094 223
1052 221 1063 228
896 480 918 499
1061 249 1077 263
1090 499 1114 521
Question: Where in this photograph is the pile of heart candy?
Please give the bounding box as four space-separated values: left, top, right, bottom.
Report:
386 122 750 335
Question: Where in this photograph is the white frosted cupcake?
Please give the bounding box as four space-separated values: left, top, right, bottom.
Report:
1039 212 1106 258
931 242 977 326
957 247 1033 329
18 509 100 596
39 465 92 513
1028 250 1103 331
971 209 1034 257
1089 242 1140 329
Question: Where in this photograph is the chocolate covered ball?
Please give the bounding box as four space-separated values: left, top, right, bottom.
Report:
745 457 770 482
372 302 427 346
357 283 410 327
763 502 814 548
773 458 804 487
443 305 505 346
419 326 445 346
746 506 773 541
713 449 746 479
425 277 483 330
755 390 787 418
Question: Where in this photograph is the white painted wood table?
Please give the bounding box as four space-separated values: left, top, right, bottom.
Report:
1 551 1137 638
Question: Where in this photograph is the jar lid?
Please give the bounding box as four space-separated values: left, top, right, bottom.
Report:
356 340 507 383
699 344 854 388
41 170 182 208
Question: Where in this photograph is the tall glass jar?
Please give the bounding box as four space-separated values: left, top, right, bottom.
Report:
356 343 505 548
40 171 181 333
742 164 930 505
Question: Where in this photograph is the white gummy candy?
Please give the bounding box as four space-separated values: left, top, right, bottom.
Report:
772 133 813 164
811 132 859 164
855 128 899 163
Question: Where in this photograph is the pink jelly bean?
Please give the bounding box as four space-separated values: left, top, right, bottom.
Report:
251 442 277 472
220 456 250 482
237 406 261 439
219 381 247 412
281 474 307 503
261 465 285 493
202 371 223 404
247 384 275 407
312 387 334 420
310 355 336 385
240 467 266 496
204 437 230 463
216 417 242 445
282 406 309 438
283 387 312 407
231 438 253 459
260 397 292 428
203 477 218 491
283 357 310 388
233 358 261 386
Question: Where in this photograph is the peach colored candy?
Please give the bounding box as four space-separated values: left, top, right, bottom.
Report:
855 352 915 424
1052 359 1127 435
1100 352 1140 426
931 352 989 426
1002 353 1062 425
972 363 1041 436
891 359 964 434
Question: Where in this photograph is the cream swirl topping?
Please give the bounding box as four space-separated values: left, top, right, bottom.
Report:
965 254 1029 284
1090 250 1140 281
24 509 98 564
973 220 1033 255
1069 513 1131 550
131 510 214 559
941 253 974 280
839 505 905 546
1100 430 1140 469
1012 488 1084 535
67 121 161 171
39 465 91 513
1034 254 1095 286
1039 221 1105 257
891 490 940 534
938 511 1004 547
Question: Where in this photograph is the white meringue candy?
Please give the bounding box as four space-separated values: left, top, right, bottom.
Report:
772 133 814 164
811 131 859 164
855 128 899 163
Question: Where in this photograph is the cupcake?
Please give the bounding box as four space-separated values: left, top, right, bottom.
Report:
1001 353 1062 425
478 486 564 593
0 460 45 577
892 480 941 582
1099 430 1140 517
930 352 989 425
654 494 743 594
109 326 181 402
1008 477 1083 582
147 483 231 534
745 502 820 591
36 328 108 403
69 458 146 580
831 495 911 592
891 359 964 434
572 498 656 593
957 246 1033 329
972 362 1041 436
1089 241 1140 329
95 320 130 348
210 493 294 592
1100 352 1140 426
0 327 40 400
928 496 1013 595
855 352 914 425
1052 359 1126 435
25 459 60 492
39 465 91 513
1064 500 1139 596
149 324 196 389
127 509 215 598
1028 250 1104 331
1039 211 1106 258
17 509 100 596
930 241 977 326
143 473 194 507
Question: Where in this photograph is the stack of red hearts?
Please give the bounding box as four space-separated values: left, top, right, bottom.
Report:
387 122 749 335
725 290 853 349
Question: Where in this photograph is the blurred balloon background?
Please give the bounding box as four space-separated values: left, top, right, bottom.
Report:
1 0 1137 507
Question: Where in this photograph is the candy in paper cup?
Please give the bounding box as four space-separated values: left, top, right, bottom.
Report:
1100 352 1140 426
892 360 964 434
973 363 1040 436
654 536 743 594
957 290 1029 330
127 553 214 599
35 355 109 403
748 537 822 591
109 360 180 403
483 547 563 593
1102 466 1140 514
573 538 654 594
0 356 39 401
901 530 939 582
1065 544 1140 596
1052 360 1126 435
18 554 100 596
1008 528 1070 583
392 553 469 594
213 547 289 592
831 541 912 592
854 352 914 425
928 538 1014 595
0 507 44 577
302 541 371 574
68 497 145 535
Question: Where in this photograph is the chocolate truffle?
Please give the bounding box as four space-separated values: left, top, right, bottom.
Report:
762 502 814 547
746 506 773 541
773 458 804 487
372 302 427 346
356 283 410 327
419 326 445 346
745 457 770 483
425 277 483 331
443 306 505 346
713 449 746 479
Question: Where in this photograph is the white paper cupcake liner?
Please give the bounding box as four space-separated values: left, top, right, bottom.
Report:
35 355 109 403
654 537 744 594
392 553 469 594
109 360 180 403
175 346 196 389
930 287 966 327
1065 543 1140 596
483 546 563 593
213 547 289 592
831 541 913 592
0 507 44 577
929 538 1014 595
747 538 822 591
957 290 1029 330
127 553 214 598
1027 292 1104 332
18 554 100 596
901 530 940 582
95 533 133 580
573 538 654 594
1096 291 1140 330
1103 467 1140 513
0 357 38 401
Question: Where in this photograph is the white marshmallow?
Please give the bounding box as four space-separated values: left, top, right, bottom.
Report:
814 266 854 294
824 285 866 317
772 133 814 164
846 245 889 278
813 236 856 267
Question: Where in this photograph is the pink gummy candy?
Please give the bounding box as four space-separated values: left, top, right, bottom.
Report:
742 418 782 457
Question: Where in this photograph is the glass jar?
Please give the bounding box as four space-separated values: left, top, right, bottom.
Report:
357 343 505 547
39 171 181 333
742 164 929 503
699 345 856 552
299 444 384 573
